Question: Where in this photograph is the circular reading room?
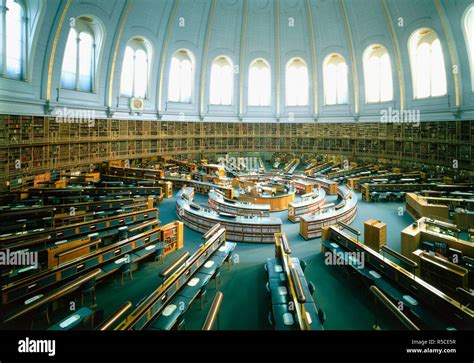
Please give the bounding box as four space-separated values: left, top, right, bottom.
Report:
0 0 473 335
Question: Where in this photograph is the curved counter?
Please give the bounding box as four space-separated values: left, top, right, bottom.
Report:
237 182 296 211
208 190 271 217
288 189 326 223
299 186 357 240
176 188 282 243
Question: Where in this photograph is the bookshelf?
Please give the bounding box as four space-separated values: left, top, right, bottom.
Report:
161 221 184 256
0 117 472 191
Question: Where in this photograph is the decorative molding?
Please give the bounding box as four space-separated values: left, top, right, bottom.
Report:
46 0 71 101
107 0 132 108
275 0 280 116
434 0 460 109
339 0 359 114
157 0 180 115
380 0 405 111
238 0 248 116
199 0 217 116
305 0 318 116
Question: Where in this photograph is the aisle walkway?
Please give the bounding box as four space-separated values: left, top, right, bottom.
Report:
95 191 413 330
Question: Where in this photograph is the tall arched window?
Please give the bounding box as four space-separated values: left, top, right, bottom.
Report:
120 37 151 98
209 56 233 105
363 45 393 103
78 31 93 92
168 49 194 103
323 54 348 105
408 28 447 99
286 58 308 106
61 17 103 92
463 5 474 91
4 0 25 78
248 58 271 106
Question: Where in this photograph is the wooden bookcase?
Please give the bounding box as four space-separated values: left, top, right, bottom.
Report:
0 117 472 191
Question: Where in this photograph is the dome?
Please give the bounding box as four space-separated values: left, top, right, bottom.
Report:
0 0 473 122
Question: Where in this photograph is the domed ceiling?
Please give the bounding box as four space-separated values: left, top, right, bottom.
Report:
0 0 473 123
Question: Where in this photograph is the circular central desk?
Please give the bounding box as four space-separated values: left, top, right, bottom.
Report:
176 187 282 243
237 184 296 212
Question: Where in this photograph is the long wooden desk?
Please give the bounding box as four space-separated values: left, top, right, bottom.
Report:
113 228 227 330
1 222 177 307
26 186 164 205
148 241 235 330
304 161 338 176
348 172 425 192
105 166 172 197
322 225 474 329
327 165 376 181
164 177 234 199
401 217 474 261
0 208 159 252
267 233 323 330
406 192 473 229
363 183 473 203
406 193 450 220
0 198 151 234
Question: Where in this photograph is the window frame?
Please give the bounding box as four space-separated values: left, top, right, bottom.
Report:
408 28 447 100
362 44 393 104
323 53 348 106
285 57 309 107
248 58 272 107
209 55 234 106
60 17 102 93
120 37 152 99
1 0 27 80
462 5 474 92
167 49 195 104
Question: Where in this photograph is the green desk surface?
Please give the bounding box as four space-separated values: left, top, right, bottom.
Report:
198 254 226 276
177 272 212 299
48 307 94 330
149 295 192 331
272 303 296 331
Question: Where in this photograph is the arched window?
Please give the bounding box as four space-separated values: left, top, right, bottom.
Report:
78 31 93 92
323 54 348 105
4 0 25 78
168 49 194 103
61 16 103 92
286 58 308 106
248 58 271 106
408 28 447 99
120 37 151 98
209 56 233 105
363 45 393 103
463 5 474 91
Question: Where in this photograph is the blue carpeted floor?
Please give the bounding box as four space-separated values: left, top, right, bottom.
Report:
94 191 414 330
